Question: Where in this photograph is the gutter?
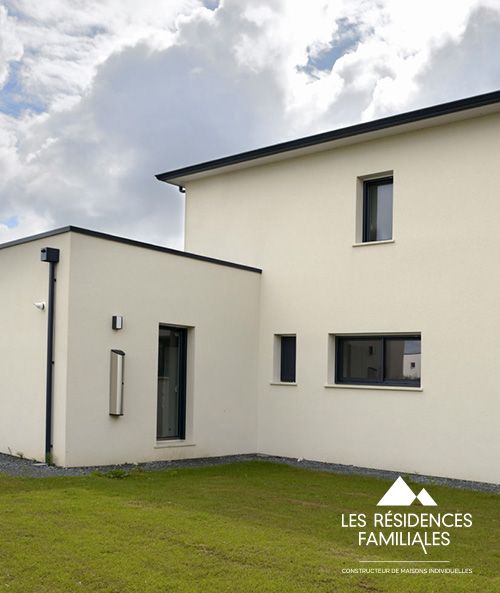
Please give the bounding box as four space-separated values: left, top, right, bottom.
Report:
155 88 500 186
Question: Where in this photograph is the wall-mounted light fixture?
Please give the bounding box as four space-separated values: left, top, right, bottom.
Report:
112 315 124 330
34 301 46 311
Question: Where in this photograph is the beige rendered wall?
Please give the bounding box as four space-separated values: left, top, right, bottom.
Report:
184 111 500 484
0 234 71 464
63 233 260 467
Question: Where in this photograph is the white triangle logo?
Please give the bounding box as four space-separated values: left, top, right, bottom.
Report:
377 477 437 506
416 488 437 506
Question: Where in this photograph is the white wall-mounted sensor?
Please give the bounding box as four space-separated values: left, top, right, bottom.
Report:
112 315 124 330
34 302 46 311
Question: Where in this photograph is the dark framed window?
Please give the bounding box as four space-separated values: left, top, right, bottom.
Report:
157 326 187 440
280 335 296 383
363 177 393 242
336 335 420 387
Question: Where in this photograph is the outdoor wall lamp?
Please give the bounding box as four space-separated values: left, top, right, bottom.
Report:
34 301 46 310
112 315 124 330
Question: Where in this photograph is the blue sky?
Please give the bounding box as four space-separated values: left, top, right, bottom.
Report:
1 0 500 246
0 62 45 116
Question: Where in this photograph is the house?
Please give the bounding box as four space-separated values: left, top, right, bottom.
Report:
1 90 500 484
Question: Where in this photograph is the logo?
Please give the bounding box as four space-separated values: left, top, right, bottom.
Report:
341 476 472 555
377 476 437 506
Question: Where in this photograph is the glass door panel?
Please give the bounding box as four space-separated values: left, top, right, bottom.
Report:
157 326 187 440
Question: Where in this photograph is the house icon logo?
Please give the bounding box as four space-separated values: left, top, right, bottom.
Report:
377 476 437 506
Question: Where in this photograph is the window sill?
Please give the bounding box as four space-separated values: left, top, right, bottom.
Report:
352 239 395 247
324 383 422 392
270 381 297 386
154 441 196 449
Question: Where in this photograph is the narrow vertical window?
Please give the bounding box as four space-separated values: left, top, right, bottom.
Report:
279 335 296 383
363 177 393 242
157 326 187 440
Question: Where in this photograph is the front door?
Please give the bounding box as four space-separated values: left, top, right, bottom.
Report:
157 326 187 440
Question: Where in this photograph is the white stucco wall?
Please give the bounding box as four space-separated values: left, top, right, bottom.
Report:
62 233 261 467
0 234 71 464
184 110 500 484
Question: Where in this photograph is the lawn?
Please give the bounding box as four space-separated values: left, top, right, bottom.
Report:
0 461 498 592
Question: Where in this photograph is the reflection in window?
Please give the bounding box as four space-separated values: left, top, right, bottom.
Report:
341 339 382 382
336 335 420 387
363 177 393 242
385 338 421 382
157 326 187 440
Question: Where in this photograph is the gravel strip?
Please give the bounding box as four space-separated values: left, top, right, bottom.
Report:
0 451 498 494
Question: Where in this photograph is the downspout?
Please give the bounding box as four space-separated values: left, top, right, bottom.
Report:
40 247 60 463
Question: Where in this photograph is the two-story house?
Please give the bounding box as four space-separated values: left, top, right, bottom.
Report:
1 90 499 484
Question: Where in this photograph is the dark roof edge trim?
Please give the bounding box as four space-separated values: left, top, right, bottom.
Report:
156 89 500 185
0 226 262 274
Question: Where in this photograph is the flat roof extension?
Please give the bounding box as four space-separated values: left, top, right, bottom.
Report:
0 226 262 273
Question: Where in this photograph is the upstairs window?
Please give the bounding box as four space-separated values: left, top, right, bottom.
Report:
363 177 393 242
336 335 421 387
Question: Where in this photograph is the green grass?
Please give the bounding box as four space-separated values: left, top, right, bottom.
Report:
0 461 498 592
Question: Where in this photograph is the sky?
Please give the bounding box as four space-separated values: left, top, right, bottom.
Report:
1 0 500 248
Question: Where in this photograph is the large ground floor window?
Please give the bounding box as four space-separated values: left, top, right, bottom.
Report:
157 326 187 440
335 334 421 387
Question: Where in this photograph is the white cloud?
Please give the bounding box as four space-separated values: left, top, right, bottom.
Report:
0 5 23 86
3 0 204 112
1 0 500 247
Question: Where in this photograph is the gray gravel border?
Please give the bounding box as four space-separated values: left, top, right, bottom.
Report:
0 451 498 494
